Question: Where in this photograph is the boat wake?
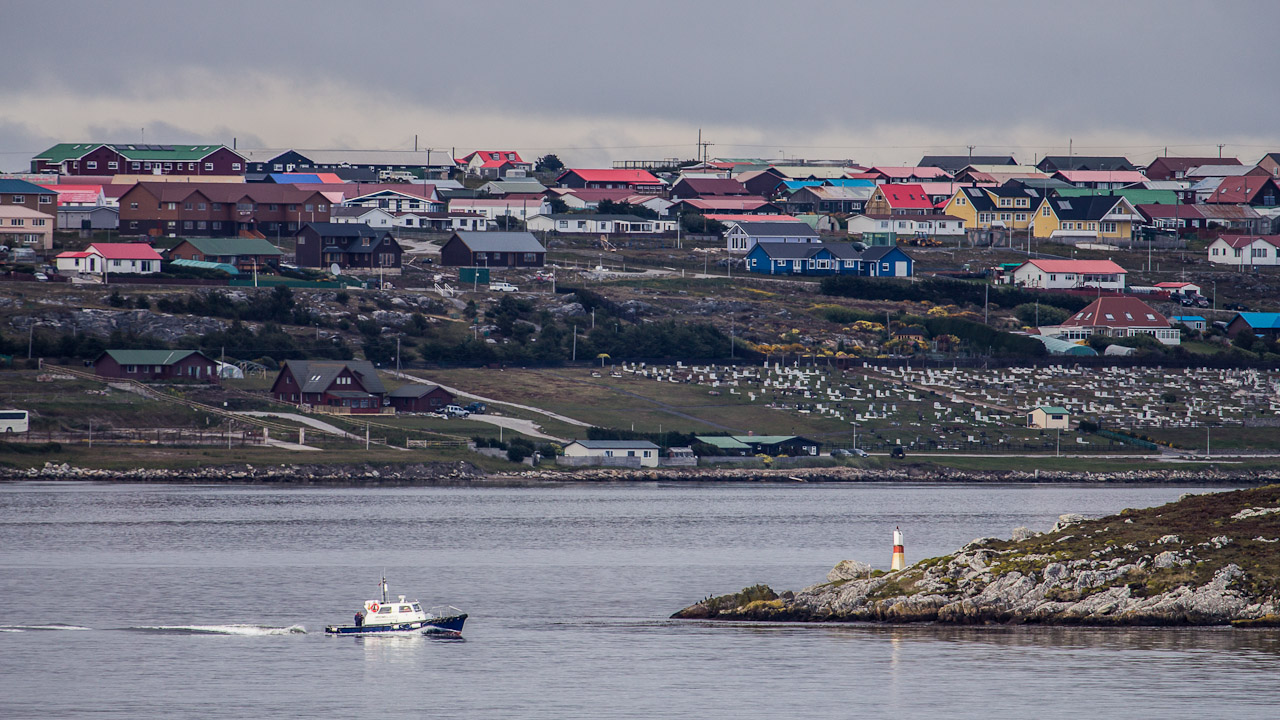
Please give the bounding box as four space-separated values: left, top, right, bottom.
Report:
130 624 307 636
0 624 92 633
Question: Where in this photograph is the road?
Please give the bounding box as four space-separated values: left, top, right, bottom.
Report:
393 371 591 428
467 414 565 442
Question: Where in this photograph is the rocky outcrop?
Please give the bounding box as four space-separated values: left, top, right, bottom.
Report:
674 485 1280 626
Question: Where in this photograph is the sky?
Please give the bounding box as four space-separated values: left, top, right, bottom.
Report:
2 0 1278 172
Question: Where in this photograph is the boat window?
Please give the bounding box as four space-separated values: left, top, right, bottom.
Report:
378 606 392 614
399 606 412 613
412 604 422 612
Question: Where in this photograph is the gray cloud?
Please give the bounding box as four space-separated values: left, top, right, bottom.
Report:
2 0 1278 169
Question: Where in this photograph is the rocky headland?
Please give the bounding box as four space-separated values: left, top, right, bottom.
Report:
674 484 1280 626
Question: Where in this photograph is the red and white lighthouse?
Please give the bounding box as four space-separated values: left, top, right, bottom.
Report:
891 526 906 571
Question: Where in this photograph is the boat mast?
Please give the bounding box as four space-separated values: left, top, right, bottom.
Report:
381 575 388 604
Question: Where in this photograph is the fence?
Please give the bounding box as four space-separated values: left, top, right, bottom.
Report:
5 428 265 447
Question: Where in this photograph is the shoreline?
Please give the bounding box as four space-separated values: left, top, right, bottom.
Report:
2 461 1278 485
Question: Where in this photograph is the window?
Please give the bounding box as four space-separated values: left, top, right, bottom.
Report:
231 163 241 170
288 204 297 211
212 222 222 230
318 204 327 212
204 163 214 171
999 198 1011 207
87 161 97 169
184 203 193 210
129 221 138 229
131 162 140 170
198 203 206 211
183 221 193 229
197 221 206 230
166 202 177 210
34 219 45 226
1015 214 1026 221
108 161 118 170
269 204 279 211
163 163 172 169
144 162 152 169
305 204 315 212
12 195 23 203
1102 222 1117 233
39 195 52 204
212 203 223 210
9 219 22 226
1042 206 1051 217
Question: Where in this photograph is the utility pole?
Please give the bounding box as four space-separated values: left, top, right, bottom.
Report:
395 337 401 376
984 283 989 324
967 145 975 163
1217 144 1225 159
572 325 577 362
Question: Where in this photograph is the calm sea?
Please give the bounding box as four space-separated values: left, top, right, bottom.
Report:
1 482 1277 719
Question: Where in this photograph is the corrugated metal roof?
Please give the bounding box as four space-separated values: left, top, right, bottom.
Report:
179 237 284 257
449 231 546 253
102 349 206 366
569 440 660 450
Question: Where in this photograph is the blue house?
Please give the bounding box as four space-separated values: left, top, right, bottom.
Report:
746 242 914 277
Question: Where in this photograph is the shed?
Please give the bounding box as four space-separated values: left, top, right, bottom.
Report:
1028 406 1070 430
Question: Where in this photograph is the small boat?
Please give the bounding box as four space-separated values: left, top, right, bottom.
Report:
324 577 467 637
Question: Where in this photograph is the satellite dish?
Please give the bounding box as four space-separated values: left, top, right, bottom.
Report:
330 263 342 276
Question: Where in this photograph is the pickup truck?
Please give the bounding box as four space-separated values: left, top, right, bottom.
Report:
489 282 518 292
464 401 487 414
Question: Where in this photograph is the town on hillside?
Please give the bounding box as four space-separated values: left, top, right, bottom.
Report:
2 143 1279 471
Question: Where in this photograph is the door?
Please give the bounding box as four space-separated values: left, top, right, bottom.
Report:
895 261 908 276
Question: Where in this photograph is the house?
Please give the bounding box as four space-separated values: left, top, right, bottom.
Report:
55 242 162 275
673 197 780 215
1204 176 1280 207
953 165 1047 185
669 177 749 199
1185 164 1263 181
525 214 669 235
782 185 874 214
31 143 245 177
1041 297 1179 346
1170 316 1206 331
1030 196 1140 241
0 206 55 250
735 168 789 197
846 214 964 246
242 148 455 179
270 359 389 414
58 205 119 232
1028 406 1070 430
1036 156 1136 173
1226 313 1280 340
863 166 954 184
745 243 913 277
723 220 819 253
330 206 398 228
0 179 59 230
918 155 1018 174
459 151 532 179
1206 235 1280 266
940 184 1042 232
447 196 551 221
93 349 220 382
1154 281 1202 296
1145 156 1241 181
343 186 444 214
477 178 547 196
294 223 402 274
386 384 456 414
117 182 333 238
1257 153 1280 179
863 184 935 216
439 231 546 268
1052 170 1149 190
1005 259 1127 291
561 440 660 468
396 211 488 232
168 237 284 272
694 435 820 456
556 169 665 195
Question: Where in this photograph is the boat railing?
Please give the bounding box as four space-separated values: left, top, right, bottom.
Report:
427 605 464 618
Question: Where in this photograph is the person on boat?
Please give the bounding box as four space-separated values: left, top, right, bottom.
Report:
354 611 363 628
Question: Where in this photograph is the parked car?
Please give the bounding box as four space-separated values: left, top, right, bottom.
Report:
831 449 852 458
852 448 869 458
444 404 470 418
33 272 48 282
1224 302 1248 312
890 446 906 459
490 282 518 292
464 401 487 414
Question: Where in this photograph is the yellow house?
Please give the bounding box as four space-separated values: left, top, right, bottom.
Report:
1028 406 1070 429
1030 195 1138 241
940 185 1038 232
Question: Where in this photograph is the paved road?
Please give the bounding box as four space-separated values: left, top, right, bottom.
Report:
235 411 362 440
467 414 565 442
394 371 591 428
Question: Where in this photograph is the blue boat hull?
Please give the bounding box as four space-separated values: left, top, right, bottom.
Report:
325 614 466 636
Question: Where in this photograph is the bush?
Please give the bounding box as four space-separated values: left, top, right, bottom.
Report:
1013 303 1069 326
822 276 1088 314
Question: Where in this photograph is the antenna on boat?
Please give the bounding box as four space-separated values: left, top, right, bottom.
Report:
381 574 388 604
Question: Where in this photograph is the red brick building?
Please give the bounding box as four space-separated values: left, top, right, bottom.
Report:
270 360 388 414
0 179 59 229
387 384 456 413
118 182 333 237
93 349 220 382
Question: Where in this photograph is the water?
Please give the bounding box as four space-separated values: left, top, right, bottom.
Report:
2 481 1278 719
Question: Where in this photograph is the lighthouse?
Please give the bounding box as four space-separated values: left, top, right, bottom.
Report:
891 526 906 571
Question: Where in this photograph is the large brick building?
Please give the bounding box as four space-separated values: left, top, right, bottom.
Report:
118 182 333 237
0 179 59 230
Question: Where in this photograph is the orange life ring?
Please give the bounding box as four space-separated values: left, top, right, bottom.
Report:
370 603 380 612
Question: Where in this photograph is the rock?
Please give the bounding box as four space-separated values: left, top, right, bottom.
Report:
827 560 873 582
1152 551 1181 569
1051 513 1087 532
1231 507 1280 521
1207 535 1231 549
1011 526 1035 542
1158 534 1181 545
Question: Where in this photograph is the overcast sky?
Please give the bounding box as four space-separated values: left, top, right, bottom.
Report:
2 0 1278 171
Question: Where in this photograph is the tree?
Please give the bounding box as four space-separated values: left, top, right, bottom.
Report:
598 199 658 219
536 154 564 173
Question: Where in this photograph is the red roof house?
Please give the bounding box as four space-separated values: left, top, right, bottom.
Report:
556 169 665 194
864 184 936 215
1047 296 1179 345
1205 176 1280 206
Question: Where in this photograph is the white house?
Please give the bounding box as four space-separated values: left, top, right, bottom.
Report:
847 214 965 241
1040 296 1179 346
561 440 660 467
526 214 672 235
449 197 550 221
55 242 162 275
343 188 443 214
1206 235 1280 267
724 220 820 253
1006 259 1127 291
331 206 397 228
